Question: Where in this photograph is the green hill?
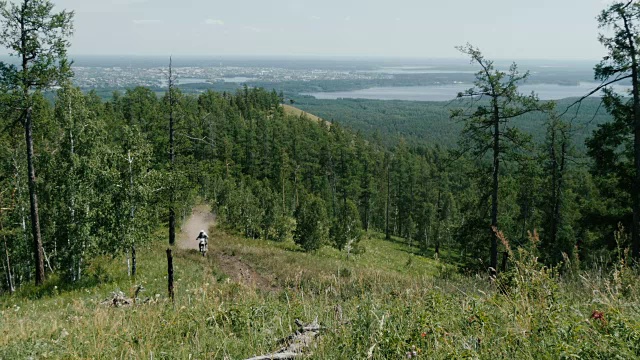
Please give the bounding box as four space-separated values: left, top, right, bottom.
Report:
291 96 611 149
1 216 639 358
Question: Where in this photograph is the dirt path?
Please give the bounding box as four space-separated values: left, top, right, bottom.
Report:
178 205 216 250
178 205 277 291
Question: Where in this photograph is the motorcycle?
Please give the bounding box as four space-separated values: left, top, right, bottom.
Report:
198 238 208 257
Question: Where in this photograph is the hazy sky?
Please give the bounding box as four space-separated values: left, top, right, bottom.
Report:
48 0 614 60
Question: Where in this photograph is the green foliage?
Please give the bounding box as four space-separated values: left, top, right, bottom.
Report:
582 1 640 259
0 0 74 93
272 213 293 242
0 0 75 286
330 199 363 252
451 44 550 270
294 194 328 252
292 96 611 149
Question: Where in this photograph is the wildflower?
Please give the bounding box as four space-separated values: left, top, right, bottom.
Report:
421 332 426 338
591 310 606 325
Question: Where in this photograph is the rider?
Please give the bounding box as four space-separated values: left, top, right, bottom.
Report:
196 230 209 252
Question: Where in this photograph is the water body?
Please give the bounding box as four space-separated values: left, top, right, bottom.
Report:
223 76 255 83
305 82 631 101
358 67 477 75
178 77 208 84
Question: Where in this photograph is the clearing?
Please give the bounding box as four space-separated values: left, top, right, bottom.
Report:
282 103 329 126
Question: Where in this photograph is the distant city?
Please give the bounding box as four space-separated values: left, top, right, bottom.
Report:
71 63 392 89
61 56 619 101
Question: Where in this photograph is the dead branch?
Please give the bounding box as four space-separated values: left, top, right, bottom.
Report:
244 318 324 360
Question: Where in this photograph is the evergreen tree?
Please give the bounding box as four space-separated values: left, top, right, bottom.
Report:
451 44 547 273
588 0 640 259
294 194 328 252
330 199 362 253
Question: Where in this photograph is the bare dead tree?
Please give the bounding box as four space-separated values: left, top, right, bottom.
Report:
168 56 177 246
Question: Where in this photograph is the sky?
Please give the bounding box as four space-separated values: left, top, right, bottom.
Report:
47 0 616 60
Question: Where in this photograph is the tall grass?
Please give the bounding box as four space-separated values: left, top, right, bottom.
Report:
1 228 639 359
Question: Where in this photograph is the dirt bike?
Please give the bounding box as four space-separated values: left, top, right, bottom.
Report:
198 238 208 257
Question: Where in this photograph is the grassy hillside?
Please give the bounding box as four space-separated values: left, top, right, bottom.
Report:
282 103 329 126
2 215 639 359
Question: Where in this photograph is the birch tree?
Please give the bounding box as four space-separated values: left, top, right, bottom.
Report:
0 0 73 285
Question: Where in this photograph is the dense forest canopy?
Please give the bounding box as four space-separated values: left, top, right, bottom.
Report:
291 96 612 148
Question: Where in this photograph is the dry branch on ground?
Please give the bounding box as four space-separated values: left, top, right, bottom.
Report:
244 318 324 360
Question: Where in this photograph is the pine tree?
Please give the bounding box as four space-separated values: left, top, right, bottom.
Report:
294 194 328 252
451 44 547 273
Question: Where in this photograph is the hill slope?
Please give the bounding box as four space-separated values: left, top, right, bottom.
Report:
282 103 328 125
1 209 639 359
292 96 611 148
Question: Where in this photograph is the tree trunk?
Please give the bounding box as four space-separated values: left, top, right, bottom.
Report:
385 157 391 240
126 248 130 277
550 125 558 250
1 221 15 293
521 198 529 241
329 155 336 218
169 207 176 246
490 98 500 275
25 107 45 285
633 61 640 260
169 57 176 246
556 133 567 253
435 188 442 257
166 248 174 302
622 13 640 260
131 244 136 277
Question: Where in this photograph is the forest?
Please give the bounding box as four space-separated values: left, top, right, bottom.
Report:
291 96 613 148
0 0 639 291
1 0 640 358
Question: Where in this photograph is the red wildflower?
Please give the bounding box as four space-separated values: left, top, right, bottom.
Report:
590 310 606 325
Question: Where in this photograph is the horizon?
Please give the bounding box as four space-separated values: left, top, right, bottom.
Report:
61 54 602 62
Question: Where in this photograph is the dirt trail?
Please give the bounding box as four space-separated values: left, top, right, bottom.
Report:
178 205 216 250
178 205 277 291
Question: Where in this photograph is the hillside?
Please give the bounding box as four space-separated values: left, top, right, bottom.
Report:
291 96 612 148
4 0 640 358
1 208 639 358
281 103 329 126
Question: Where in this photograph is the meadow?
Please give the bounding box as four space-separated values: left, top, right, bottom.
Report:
1 220 639 359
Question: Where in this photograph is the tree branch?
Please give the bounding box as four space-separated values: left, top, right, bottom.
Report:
558 74 632 117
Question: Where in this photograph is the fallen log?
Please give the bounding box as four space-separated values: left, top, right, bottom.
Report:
244 352 303 360
244 318 323 360
100 286 159 307
100 290 133 307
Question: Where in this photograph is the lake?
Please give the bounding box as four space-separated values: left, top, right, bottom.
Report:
223 76 256 83
304 82 631 101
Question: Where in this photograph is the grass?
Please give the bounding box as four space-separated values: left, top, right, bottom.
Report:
282 104 329 126
1 225 640 359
